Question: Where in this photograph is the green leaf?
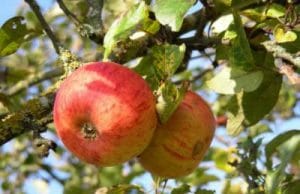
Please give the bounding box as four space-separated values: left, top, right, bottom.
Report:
134 56 160 90
265 4 285 18
212 0 232 14
152 0 196 32
279 31 300 54
212 148 236 173
134 43 186 89
207 66 263 94
0 16 36 56
215 44 230 60
171 184 190 194
227 11 255 70
222 180 244 194
98 166 123 186
223 27 237 40
179 167 219 186
96 184 144 194
274 26 297 43
243 3 285 22
265 134 300 194
248 123 271 138
103 2 154 59
282 180 300 194
265 130 300 169
195 189 216 194
151 44 186 79
241 71 282 125
156 81 187 123
227 70 282 136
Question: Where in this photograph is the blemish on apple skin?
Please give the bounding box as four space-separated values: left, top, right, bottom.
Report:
192 140 203 159
162 144 191 160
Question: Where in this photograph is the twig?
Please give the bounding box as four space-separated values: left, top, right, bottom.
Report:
177 9 206 36
174 68 212 85
40 164 66 184
6 67 64 96
56 0 81 26
279 64 300 85
262 40 300 68
215 135 231 147
191 68 213 82
177 36 220 51
25 0 61 54
195 8 210 39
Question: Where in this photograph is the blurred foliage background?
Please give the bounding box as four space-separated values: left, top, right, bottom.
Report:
0 0 300 193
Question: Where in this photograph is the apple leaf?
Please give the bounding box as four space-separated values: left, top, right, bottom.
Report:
207 66 263 94
134 43 186 89
226 94 245 136
274 26 297 43
151 44 186 79
211 0 232 14
152 0 196 32
0 16 36 57
248 123 271 138
103 2 159 59
95 184 144 194
243 3 285 22
156 81 187 123
227 11 255 70
133 56 160 90
135 43 187 123
265 133 300 194
195 189 216 194
265 130 300 169
171 184 190 194
212 148 236 173
179 167 219 186
226 70 282 136
282 180 300 194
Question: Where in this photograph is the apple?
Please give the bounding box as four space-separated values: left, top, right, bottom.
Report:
138 91 216 178
53 62 157 166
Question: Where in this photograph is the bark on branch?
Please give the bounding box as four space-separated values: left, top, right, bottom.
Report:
0 93 55 146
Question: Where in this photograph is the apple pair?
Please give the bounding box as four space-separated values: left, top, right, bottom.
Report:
53 62 216 178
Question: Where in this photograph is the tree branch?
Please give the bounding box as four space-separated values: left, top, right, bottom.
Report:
0 93 55 146
56 0 81 26
6 67 64 96
177 36 220 50
40 164 66 185
262 40 300 68
86 0 104 30
25 0 62 54
176 9 206 36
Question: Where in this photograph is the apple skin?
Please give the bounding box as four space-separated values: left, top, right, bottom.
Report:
53 62 157 166
138 91 216 178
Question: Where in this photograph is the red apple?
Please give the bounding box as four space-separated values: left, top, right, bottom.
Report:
138 91 216 178
53 62 157 166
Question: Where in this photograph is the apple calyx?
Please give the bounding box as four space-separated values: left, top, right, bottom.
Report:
81 122 98 140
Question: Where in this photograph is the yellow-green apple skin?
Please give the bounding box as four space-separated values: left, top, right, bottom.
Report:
53 62 157 166
138 91 216 178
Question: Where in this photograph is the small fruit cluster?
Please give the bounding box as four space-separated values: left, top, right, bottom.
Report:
53 62 216 178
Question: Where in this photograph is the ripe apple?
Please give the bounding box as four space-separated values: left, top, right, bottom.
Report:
138 91 216 178
53 62 157 166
